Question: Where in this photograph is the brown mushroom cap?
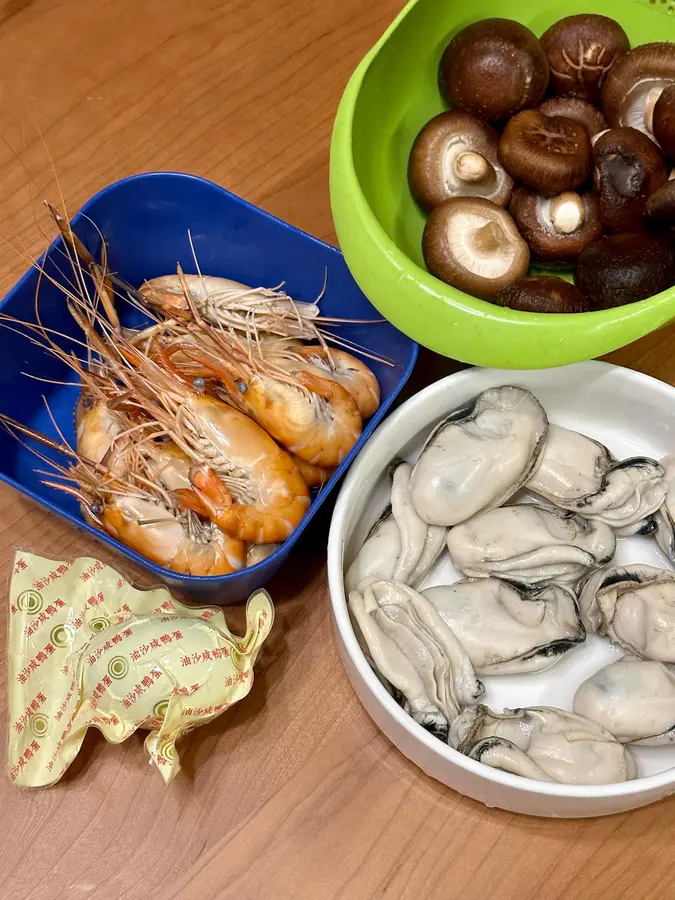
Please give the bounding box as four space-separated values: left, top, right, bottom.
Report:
653 84 675 163
538 97 608 139
408 112 514 211
540 15 629 103
439 19 549 124
593 127 668 231
495 276 589 313
646 178 675 224
602 44 675 136
498 110 592 193
422 197 530 299
574 231 675 308
509 187 602 263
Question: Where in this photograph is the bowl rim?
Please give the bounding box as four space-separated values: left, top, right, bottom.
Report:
329 0 675 333
0 170 418 584
327 360 675 799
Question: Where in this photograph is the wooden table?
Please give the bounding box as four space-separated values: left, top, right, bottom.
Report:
1 1 675 897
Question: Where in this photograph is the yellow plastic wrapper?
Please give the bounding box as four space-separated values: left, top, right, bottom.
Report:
6 551 274 787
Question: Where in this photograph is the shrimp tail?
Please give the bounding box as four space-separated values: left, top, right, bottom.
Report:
189 466 234 508
173 489 211 516
174 465 234 520
181 462 308 544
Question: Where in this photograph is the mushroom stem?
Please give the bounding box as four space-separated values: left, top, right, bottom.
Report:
454 151 494 184
471 220 506 254
550 193 586 234
644 87 663 135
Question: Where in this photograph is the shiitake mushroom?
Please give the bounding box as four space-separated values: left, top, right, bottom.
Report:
499 110 592 193
540 15 630 103
538 97 608 140
422 197 530 299
495 276 589 313
593 127 668 231
408 112 513 211
439 19 549 124
421 19 675 315
574 232 675 308
647 177 675 224
602 43 675 137
653 84 675 162
509 187 602 263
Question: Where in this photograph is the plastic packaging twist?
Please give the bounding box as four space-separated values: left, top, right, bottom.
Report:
7 551 274 787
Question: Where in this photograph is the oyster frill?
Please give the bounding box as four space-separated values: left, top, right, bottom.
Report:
574 656 675 745
655 454 675 562
348 581 484 742
410 386 548 527
422 579 585 674
580 564 675 662
450 705 637 784
345 461 446 593
527 425 666 533
447 504 616 585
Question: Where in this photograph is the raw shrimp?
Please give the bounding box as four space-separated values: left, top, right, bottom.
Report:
0 414 246 577
101 495 246 576
172 335 362 468
162 328 380 421
168 395 311 544
296 347 380 419
64 290 312 543
138 368 333 489
264 342 380 419
233 368 360 468
139 274 321 340
107 341 312 544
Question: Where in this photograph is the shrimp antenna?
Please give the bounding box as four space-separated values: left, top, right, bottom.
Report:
45 203 121 331
0 412 81 460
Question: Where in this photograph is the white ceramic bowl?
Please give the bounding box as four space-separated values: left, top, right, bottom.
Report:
327 361 675 818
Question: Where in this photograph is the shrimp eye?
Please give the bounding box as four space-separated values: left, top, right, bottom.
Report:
82 395 94 409
237 380 247 394
90 502 103 515
192 377 206 391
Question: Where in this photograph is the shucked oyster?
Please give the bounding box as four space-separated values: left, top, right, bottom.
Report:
348 581 484 742
527 425 666 534
410 386 548 527
580 564 675 662
527 425 611 501
447 504 616 585
450 705 637 784
345 461 446 593
655 454 675 562
422 579 585 675
574 656 675 745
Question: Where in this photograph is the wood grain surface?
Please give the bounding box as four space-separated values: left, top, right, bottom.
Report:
1 1 675 898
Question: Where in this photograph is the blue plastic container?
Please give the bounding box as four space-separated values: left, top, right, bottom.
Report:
0 172 417 602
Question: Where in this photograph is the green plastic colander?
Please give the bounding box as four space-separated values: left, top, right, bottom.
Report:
330 0 675 368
